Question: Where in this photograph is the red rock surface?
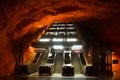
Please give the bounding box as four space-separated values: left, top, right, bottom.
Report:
0 0 120 76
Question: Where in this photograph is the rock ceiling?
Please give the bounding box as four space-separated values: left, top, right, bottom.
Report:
0 0 120 46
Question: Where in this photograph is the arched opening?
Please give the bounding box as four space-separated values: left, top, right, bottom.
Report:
0 0 120 76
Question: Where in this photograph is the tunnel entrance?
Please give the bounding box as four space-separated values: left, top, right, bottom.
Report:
15 22 86 76
14 22 113 76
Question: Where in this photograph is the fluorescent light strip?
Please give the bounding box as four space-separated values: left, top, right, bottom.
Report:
66 38 77 42
53 38 63 42
39 39 50 42
71 45 83 50
53 45 63 49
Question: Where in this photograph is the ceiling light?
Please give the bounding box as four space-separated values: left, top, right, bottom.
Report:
71 45 82 50
66 38 77 42
53 38 63 42
53 45 63 49
39 38 50 42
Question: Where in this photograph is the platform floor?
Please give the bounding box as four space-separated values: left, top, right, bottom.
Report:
0 72 120 80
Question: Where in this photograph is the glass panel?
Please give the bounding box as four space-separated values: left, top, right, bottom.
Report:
67 27 75 29
61 24 65 26
59 32 65 35
66 23 74 26
60 27 65 30
55 32 58 35
67 32 76 35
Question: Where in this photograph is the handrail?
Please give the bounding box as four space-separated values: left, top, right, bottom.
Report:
62 52 74 76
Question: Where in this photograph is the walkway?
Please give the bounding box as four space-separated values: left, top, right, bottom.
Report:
1 72 120 80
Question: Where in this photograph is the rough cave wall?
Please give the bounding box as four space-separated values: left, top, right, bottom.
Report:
23 46 36 65
112 47 120 72
0 0 120 76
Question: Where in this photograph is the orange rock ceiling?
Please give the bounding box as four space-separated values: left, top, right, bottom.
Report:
0 0 120 76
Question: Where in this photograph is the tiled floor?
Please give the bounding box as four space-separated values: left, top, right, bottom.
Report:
1 72 120 80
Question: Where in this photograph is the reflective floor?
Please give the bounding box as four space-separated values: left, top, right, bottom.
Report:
0 72 120 80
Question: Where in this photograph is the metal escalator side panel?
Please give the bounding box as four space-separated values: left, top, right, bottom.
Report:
62 52 74 76
71 52 81 74
32 51 42 64
37 50 49 65
54 52 63 73
79 52 86 65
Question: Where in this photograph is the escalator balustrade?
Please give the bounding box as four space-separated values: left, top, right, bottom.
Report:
39 52 56 76
62 52 74 76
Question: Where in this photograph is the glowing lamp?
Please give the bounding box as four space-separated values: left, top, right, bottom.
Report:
71 45 82 50
53 45 63 49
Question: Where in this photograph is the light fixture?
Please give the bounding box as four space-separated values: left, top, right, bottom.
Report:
53 45 63 49
111 51 115 54
39 38 50 42
66 38 77 42
52 38 63 42
71 45 83 50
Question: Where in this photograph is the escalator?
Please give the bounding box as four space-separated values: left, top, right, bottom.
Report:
71 52 81 74
54 52 63 73
37 50 49 65
39 51 56 76
78 52 88 74
15 50 49 74
62 52 74 76
71 51 88 74
26 50 49 74
78 52 86 65
32 51 42 63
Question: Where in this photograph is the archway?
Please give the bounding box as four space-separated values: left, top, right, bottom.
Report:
0 0 120 76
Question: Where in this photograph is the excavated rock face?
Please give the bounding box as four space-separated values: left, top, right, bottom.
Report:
0 0 120 76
